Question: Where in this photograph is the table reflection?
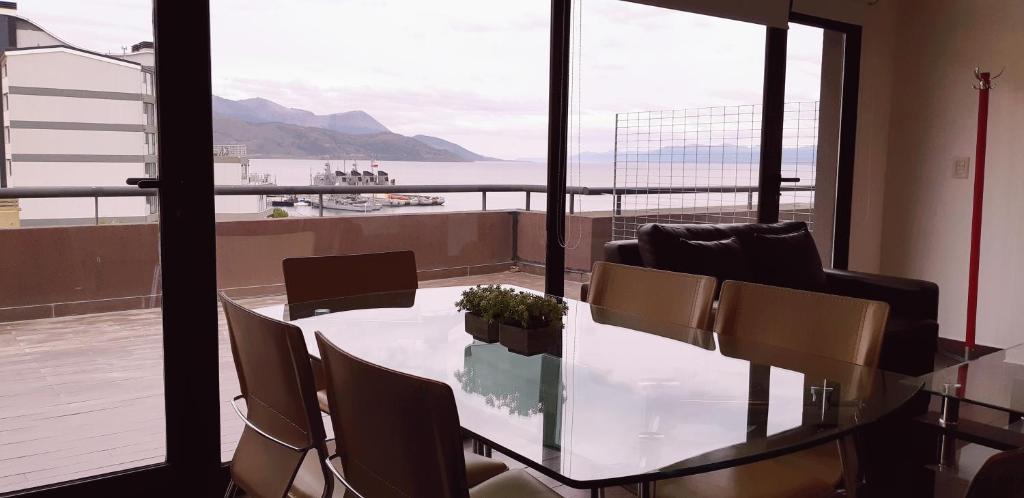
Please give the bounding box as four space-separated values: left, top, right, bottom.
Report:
253 286 919 485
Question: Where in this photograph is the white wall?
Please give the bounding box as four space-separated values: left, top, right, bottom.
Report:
791 0 898 272
10 129 145 155
4 50 142 94
879 0 1024 347
6 94 144 124
10 162 148 220
15 28 61 48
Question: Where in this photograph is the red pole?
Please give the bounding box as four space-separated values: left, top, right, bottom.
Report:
965 71 991 359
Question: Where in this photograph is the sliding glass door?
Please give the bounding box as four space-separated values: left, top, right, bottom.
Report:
758 14 862 269
2 1 223 497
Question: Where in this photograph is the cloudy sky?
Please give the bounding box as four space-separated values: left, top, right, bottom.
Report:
20 0 822 159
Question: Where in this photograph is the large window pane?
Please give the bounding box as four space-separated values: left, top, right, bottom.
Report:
580 1 766 274
0 2 164 492
209 0 553 460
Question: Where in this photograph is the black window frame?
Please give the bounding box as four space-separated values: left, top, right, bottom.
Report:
3 3 862 497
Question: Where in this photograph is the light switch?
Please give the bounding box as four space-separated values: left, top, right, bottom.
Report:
954 157 971 179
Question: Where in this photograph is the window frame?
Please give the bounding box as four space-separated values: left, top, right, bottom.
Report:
4 3 863 497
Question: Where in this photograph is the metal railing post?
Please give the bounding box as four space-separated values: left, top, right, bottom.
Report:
525 192 531 211
614 194 622 216
747 190 754 211
569 193 575 214
319 194 324 217
94 196 99 225
482 192 487 211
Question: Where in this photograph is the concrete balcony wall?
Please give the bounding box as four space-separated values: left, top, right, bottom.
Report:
0 210 516 322
0 206 821 323
515 211 613 276
216 210 515 298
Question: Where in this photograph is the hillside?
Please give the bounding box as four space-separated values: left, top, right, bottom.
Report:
212 117 465 161
212 96 390 135
412 135 498 161
211 96 497 161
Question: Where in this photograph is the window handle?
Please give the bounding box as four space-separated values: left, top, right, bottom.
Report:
127 177 160 189
779 177 801 183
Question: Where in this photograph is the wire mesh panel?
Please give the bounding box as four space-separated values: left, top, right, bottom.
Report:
779 101 819 227
611 102 820 241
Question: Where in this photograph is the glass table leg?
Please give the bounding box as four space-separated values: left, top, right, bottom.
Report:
938 394 960 469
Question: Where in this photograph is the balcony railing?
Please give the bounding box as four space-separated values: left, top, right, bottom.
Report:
0 183 814 224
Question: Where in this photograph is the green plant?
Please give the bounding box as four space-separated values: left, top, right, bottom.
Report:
268 207 289 218
455 285 513 322
455 285 567 328
500 291 568 328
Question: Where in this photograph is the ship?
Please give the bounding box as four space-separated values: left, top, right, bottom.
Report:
308 160 444 210
309 162 384 212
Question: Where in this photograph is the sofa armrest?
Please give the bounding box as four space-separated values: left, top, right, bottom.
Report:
879 319 939 377
603 240 644 266
824 269 939 321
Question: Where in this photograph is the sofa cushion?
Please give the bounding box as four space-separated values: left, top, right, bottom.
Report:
749 229 827 291
641 235 752 290
637 221 807 268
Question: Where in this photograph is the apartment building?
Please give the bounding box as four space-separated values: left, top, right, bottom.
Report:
0 3 268 225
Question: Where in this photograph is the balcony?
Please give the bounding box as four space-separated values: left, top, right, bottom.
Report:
0 185 815 492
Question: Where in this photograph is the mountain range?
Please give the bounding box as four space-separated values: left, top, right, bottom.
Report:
529 145 818 164
211 96 497 161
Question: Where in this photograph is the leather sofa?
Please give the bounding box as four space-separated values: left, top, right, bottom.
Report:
598 221 939 377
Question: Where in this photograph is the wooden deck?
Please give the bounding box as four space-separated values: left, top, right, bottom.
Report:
0 271 581 494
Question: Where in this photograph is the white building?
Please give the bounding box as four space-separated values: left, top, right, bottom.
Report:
214 145 270 219
0 3 268 225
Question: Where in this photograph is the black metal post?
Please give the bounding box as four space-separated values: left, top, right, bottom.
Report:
545 0 571 297
757 27 788 223
153 0 223 495
832 27 861 270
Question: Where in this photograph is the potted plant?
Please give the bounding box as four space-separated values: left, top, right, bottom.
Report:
456 285 512 343
496 291 568 356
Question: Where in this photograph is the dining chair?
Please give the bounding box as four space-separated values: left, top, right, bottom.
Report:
587 261 717 329
657 281 890 498
220 293 339 498
282 250 418 305
965 447 1024 498
315 331 563 498
282 250 418 413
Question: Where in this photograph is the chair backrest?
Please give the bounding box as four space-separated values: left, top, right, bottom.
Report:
588 261 717 329
282 250 418 305
316 332 470 498
967 448 1024 498
221 293 327 496
714 280 889 367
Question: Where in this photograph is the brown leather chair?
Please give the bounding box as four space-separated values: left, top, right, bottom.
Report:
221 293 339 498
282 250 418 305
282 251 419 414
587 261 717 329
316 331 562 498
657 281 890 498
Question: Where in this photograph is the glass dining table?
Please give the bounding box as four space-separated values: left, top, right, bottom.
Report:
918 344 1024 467
252 285 922 494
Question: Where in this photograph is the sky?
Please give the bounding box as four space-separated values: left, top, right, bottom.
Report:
19 0 822 160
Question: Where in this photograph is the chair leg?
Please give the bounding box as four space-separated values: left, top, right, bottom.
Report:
318 447 336 498
223 480 238 498
838 435 862 498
